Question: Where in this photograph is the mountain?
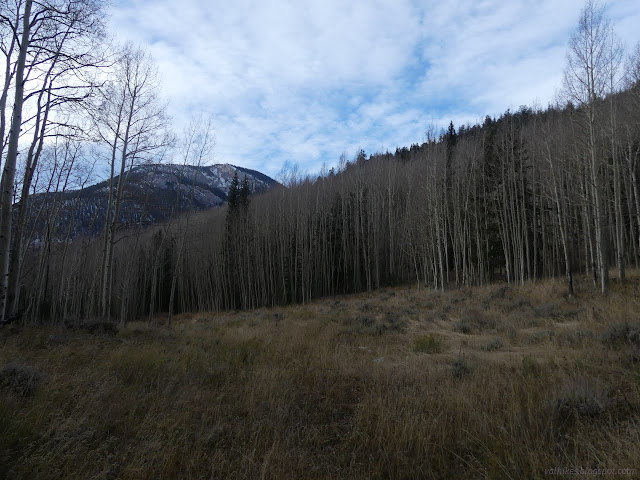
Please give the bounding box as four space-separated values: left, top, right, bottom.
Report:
31 163 278 239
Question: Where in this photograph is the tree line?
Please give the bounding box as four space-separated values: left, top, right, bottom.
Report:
4 0 640 324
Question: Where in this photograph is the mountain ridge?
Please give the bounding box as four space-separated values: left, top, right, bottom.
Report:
29 162 279 239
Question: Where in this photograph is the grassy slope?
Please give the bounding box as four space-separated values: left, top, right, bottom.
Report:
1 273 640 479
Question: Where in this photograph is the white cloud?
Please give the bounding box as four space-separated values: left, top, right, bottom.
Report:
107 0 640 177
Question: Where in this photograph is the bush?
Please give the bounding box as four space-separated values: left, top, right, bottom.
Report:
413 334 444 354
497 323 518 340
526 330 555 345
350 314 407 336
454 309 497 334
0 361 43 397
559 329 594 347
452 356 472 379
385 312 408 332
521 355 540 376
552 377 608 427
79 320 119 336
600 322 640 347
624 347 640 366
489 285 510 300
533 303 561 318
481 338 504 351
468 309 497 329
505 298 532 312
454 319 473 334
358 302 374 313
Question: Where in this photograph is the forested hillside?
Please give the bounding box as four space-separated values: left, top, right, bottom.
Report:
25 81 640 323
1 0 640 325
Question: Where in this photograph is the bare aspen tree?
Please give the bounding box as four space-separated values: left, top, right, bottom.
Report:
625 44 640 264
605 25 625 281
24 137 82 324
91 44 172 319
0 0 105 322
0 0 32 323
0 0 104 322
0 0 20 163
563 0 613 294
167 115 215 326
542 112 574 295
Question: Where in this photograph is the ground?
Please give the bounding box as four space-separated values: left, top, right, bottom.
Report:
1 272 640 479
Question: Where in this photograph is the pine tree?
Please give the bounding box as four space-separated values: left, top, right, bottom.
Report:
222 171 253 309
446 121 457 160
227 171 240 213
240 175 250 210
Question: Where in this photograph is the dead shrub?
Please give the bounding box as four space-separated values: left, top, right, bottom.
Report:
452 356 472 379
481 338 504 351
533 303 562 318
455 309 497 334
526 330 555 345
600 322 640 347
505 298 532 312
413 334 444 354
624 347 640 366
551 377 608 427
76 319 119 336
349 313 407 336
521 355 541 376
0 361 43 397
454 319 473 334
489 285 510 301
558 329 594 347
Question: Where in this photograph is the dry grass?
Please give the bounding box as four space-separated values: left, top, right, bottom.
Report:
2 272 640 479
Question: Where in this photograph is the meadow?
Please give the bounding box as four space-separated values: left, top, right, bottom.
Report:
2 273 640 479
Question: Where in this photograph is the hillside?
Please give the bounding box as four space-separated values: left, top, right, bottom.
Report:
17 84 640 324
2 272 639 479
29 163 278 238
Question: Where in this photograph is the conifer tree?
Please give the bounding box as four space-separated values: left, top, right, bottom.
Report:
227 171 240 213
240 175 251 210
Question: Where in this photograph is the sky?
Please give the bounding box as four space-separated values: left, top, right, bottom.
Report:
108 0 640 178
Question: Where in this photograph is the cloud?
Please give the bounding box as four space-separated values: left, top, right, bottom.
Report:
107 0 640 177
